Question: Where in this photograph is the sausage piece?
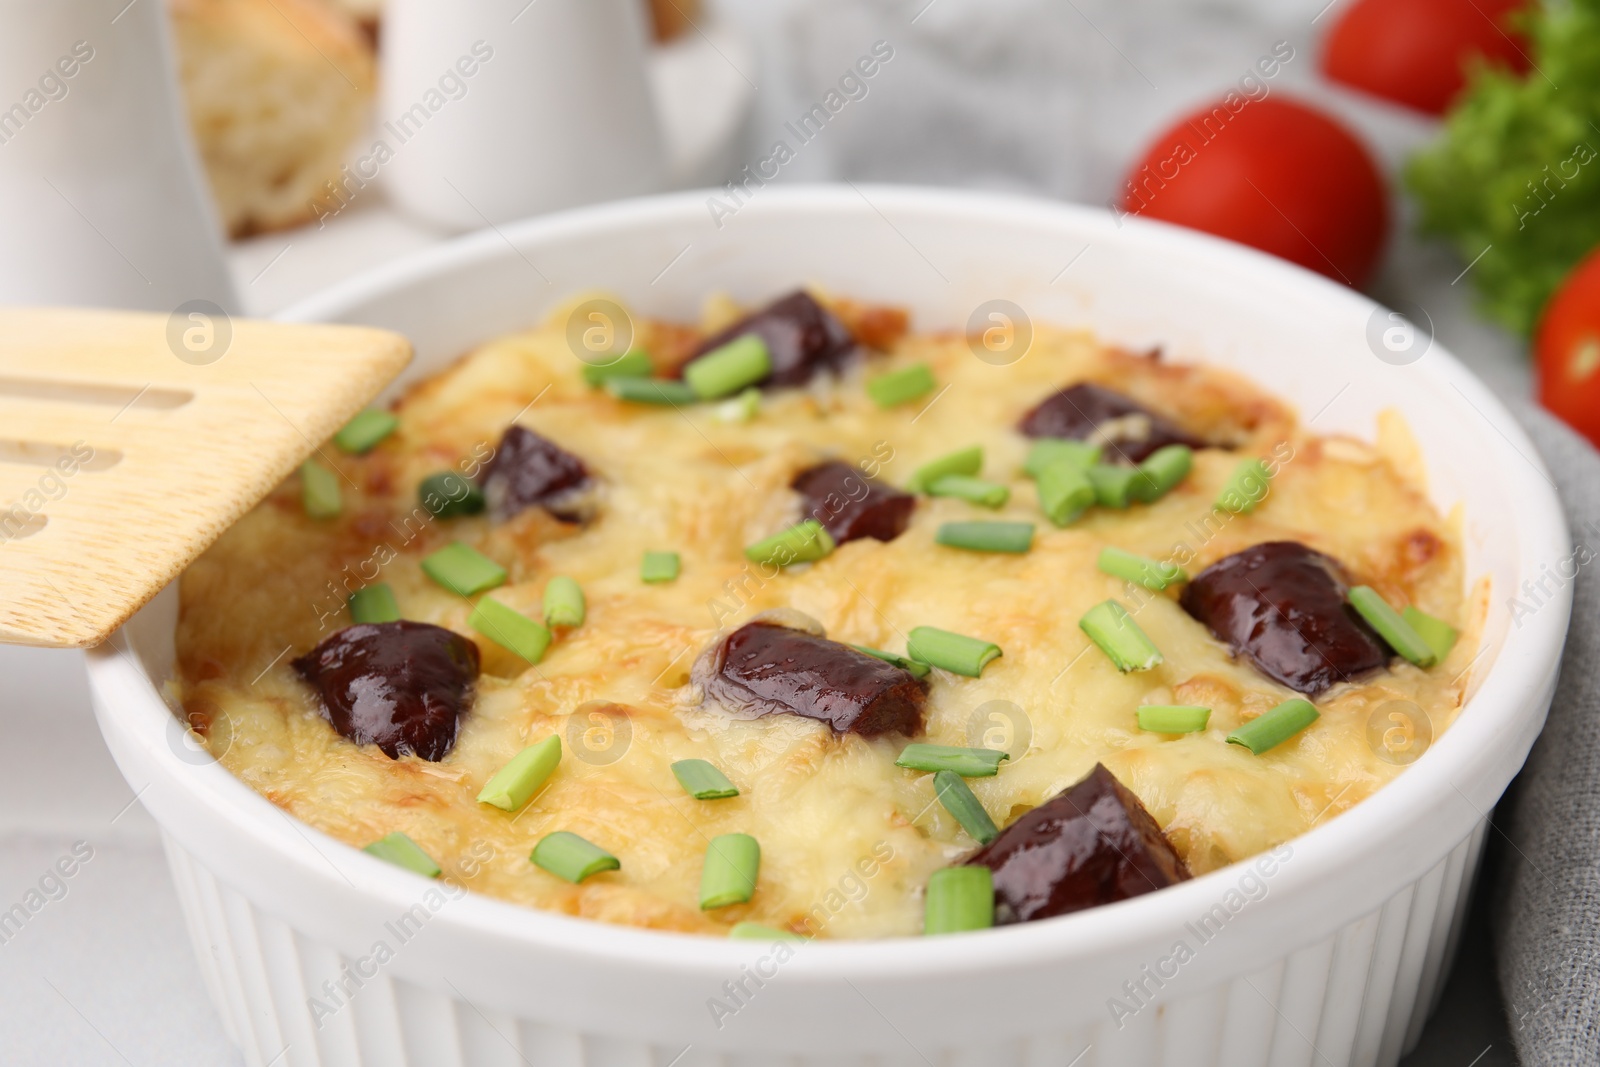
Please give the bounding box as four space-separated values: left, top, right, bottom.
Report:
479 425 591 520
1019 382 1204 463
680 291 856 389
293 621 480 761
965 762 1191 923
791 460 914 544
1179 540 1390 695
698 620 926 736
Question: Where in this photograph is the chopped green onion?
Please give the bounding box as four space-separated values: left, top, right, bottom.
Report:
1078 599 1163 672
300 459 341 519
581 348 653 387
1130 445 1194 503
685 335 772 399
714 386 761 423
849 644 933 678
1097 546 1187 590
1227 698 1319 754
1403 606 1459 662
744 520 835 566
419 471 485 518
1037 459 1096 526
699 833 761 909
363 832 440 878
1087 464 1140 509
421 542 507 596
348 583 401 624
926 474 1010 508
470 597 552 664
640 550 681 583
1216 458 1273 514
935 521 1034 554
866 363 937 408
1023 439 1101 479
907 626 1002 677
477 736 562 811
896 744 1009 777
606 377 699 405
728 922 804 941
671 759 740 800
531 831 619 884
334 409 399 454
908 445 983 493
542 576 586 628
933 770 999 844
924 866 994 935
1137 705 1211 733
1348 586 1437 667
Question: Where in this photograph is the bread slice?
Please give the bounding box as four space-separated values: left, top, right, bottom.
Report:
170 0 376 237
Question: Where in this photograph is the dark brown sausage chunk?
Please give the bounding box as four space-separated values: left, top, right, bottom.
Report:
1018 382 1204 463
1179 540 1390 696
791 461 914 545
680 290 856 389
701 621 925 736
293 621 480 761
479 425 590 520
966 763 1191 923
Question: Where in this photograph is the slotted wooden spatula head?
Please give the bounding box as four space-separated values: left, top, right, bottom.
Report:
0 307 411 648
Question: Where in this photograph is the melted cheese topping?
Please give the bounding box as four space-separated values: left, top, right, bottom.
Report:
175 294 1479 938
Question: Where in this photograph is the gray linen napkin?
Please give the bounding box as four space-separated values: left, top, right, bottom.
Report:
1496 403 1600 1066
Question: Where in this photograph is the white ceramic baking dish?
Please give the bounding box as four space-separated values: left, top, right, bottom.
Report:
86 187 1570 1067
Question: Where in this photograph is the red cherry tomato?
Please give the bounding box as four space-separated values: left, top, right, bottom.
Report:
1322 0 1531 116
1536 247 1600 449
1118 96 1389 289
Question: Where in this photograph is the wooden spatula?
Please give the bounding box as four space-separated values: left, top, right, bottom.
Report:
0 307 411 648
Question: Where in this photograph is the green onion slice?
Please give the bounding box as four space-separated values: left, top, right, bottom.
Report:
1402 605 1458 662
542 576 586 628
926 474 1010 508
896 743 1009 777
1037 459 1096 526
908 445 983 493
685 335 772 399
866 363 937 408
421 542 507 596
1087 464 1140 509
532 831 620 884
348 583 401 624
581 348 653 387
935 521 1034 554
1079 599 1163 672
849 644 932 678
671 758 740 800
300 459 341 519
933 770 999 844
924 866 994 935
1130 444 1194 503
728 922 804 941
907 626 1002 677
1227 698 1319 754
1348 586 1437 667
334 409 399 454
363 832 441 878
1097 546 1187 590
714 386 761 424
605 377 699 405
477 736 562 811
419 471 486 518
1023 439 1101 479
744 520 835 566
699 833 761 909
1216 457 1273 514
1137 705 1211 734
640 550 681 583
469 597 552 664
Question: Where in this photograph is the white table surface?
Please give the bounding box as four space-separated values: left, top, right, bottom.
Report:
4 0 1535 1062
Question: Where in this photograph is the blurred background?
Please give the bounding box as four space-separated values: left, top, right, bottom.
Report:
4 0 1595 1061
